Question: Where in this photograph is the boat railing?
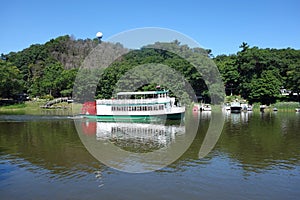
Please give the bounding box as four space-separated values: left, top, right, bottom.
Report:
96 98 169 105
168 106 185 113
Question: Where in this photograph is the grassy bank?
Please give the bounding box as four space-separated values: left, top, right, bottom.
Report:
224 95 299 112
271 102 300 111
0 101 43 114
0 101 78 115
250 102 299 112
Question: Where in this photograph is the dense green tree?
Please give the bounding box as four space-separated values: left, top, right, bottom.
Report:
29 63 64 97
0 60 23 98
56 68 78 97
248 70 282 104
236 46 275 98
214 54 239 95
41 63 63 96
286 62 300 102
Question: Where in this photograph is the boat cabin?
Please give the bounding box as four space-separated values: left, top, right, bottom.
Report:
81 90 185 121
116 90 169 100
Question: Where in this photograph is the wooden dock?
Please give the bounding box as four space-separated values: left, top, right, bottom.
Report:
40 97 71 109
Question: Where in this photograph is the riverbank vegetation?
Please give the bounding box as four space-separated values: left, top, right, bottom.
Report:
215 43 300 105
0 100 78 115
1 35 299 107
0 101 42 114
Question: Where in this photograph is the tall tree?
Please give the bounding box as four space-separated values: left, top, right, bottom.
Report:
286 62 300 102
248 70 282 104
36 63 64 96
0 60 23 98
214 54 239 96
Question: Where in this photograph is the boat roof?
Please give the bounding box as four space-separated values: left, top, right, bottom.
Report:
117 90 169 96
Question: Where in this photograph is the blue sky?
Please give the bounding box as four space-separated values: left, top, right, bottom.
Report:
1 0 300 55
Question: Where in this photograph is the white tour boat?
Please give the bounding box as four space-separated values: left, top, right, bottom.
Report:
81 90 185 122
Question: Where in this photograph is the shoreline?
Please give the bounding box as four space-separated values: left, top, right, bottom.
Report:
1 101 299 115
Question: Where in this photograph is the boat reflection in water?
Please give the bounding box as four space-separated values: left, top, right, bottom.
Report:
76 119 191 173
95 122 185 152
224 110 252 124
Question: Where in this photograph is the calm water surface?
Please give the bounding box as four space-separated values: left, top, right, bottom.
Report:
0 111 300 199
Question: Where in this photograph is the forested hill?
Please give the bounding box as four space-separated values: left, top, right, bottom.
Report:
0 35 300 105
5 35 98 70
0 35 99 98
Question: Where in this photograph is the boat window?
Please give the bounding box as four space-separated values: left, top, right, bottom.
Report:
159 105 164 110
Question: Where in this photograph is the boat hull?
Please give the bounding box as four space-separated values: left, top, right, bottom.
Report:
81 113 184 122
230 106 242 113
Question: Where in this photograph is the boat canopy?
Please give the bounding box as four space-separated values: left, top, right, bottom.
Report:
116 90 169 100
117 90 169 96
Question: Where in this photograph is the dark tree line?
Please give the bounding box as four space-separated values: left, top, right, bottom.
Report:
1 36 299 105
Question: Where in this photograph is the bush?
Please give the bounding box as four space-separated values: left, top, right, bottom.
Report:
272 102 299 111
40 95 54 100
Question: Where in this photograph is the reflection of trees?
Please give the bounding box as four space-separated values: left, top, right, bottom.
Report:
109 138 166 153
163 112 300 173
0 120 102 178
1 113 299 175
218 113 300 172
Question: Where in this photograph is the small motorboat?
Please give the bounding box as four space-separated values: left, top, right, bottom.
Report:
247 105 253 111
230 102 242 113
201 104 212 112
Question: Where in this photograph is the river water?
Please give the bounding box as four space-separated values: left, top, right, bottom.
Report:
0 111 299 199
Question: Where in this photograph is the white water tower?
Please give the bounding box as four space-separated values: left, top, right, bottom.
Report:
96 32 103 43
